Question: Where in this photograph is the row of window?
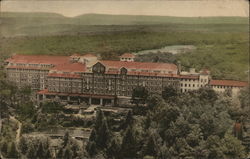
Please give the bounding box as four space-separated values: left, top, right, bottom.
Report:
13 68 48 72
213 85 233 89
182 79 197 82
181 83 197 87
200 79 207 83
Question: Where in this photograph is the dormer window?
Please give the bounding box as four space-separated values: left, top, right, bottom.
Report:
120 67 127 75
92 62 106 74
119 53 136 62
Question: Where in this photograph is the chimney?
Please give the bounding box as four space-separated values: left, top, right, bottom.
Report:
177 61 181 74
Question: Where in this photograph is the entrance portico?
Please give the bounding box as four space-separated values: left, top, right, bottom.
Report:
37 89 115 106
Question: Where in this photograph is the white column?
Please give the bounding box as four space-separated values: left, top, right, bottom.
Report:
100 98 103 106
89 98 92 105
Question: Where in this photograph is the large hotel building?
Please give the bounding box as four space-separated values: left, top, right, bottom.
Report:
4 53 248 106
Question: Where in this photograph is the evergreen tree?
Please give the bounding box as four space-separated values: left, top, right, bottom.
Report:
122 110 134 129
86 141 97 157
86 110 112 157
96 118 111 149
107 138 121 159
63 131 70 148
95 110 104 131
121 126 138 158
89 128 96 142
91 110 112 150
7 142 18 158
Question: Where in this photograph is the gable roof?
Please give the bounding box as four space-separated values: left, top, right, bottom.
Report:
120 53 136 58
6 54 70 66
50 62 86 72
100 60 177 71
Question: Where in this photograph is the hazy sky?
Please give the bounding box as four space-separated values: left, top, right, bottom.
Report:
1 0 249 17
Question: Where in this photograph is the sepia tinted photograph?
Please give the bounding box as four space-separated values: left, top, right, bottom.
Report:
0 0 249 158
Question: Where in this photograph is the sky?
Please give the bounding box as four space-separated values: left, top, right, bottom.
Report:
1 0 249 17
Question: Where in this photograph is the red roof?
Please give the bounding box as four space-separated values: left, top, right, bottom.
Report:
120 53 136 58
6 65 50 70
50 62 86 72
6 54 70 66
209 80 248 87
100 60 177 72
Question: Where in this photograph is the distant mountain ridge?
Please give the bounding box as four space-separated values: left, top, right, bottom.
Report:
2 12 249 24
1 12 249 37
1 12 66 18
